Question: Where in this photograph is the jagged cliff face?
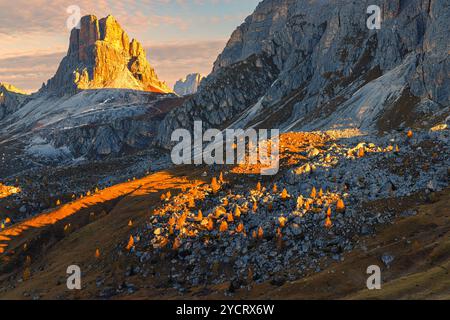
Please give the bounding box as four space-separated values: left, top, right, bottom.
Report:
0 83 28 120
156 0 449 148
43 15 171 95
174 73 203 96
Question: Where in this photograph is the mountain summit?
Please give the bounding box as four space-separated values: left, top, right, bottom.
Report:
174 73 203 96
42 15 171 95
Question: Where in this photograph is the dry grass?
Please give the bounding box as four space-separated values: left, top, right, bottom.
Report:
0 132 448 300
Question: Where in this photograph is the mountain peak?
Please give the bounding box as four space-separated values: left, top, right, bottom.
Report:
0 83 28 95
174 73 203 96
0 82 28 121
44 14 171 95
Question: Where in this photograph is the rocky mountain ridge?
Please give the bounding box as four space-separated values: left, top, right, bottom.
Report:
0 83 29 121
156 0 449 148
0 2 449 300
174 73 203 96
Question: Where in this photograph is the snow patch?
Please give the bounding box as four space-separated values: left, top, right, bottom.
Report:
26 140 72 159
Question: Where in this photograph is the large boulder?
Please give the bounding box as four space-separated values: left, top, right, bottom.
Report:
174 73 203 96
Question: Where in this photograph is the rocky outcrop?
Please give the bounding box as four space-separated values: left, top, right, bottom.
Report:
43 15 171 95
0 83 28 120
156 54 279 148
156 0 450 148
174 73 203 96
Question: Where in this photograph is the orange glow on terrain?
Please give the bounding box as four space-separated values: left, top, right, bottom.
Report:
0 131 448 300
0 184 21 200
0 171 203 254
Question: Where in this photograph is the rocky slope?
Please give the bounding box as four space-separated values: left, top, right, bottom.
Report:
156 0 449 148
0 90 186 178
133 128 450 290
42 15 171 95
174 73 203 96
0 127 448 299
0 15 179 170
1 90 181 159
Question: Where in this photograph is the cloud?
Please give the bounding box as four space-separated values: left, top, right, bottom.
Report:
0 52 65 93
0 0 251 35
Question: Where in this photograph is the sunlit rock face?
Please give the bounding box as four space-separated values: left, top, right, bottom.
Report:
43 15 171 95
174 73 203 96
0 83 28 121
0 183 21 199
156 0 450 148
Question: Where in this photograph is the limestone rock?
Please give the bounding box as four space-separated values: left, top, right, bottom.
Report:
156 0 450 148
43 15 171 95
174 73 203 96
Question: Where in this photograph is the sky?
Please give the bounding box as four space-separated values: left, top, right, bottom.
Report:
0 0 261 93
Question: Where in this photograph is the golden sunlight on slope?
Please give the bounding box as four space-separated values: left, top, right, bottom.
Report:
126 188 449 300
0 171 203 255
0 132 448 299
0 167 207 299
0 184 20 200
0 83 28 95
231 132 326 175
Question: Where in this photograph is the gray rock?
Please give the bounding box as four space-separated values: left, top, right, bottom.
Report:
156 0 450 148
0 83 29 121
381 253 395 268
174 73 203 96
